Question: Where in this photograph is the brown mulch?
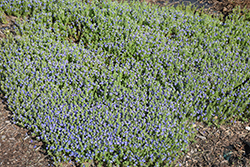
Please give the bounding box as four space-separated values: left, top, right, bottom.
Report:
173 117 250 167
1 0 250 166
132 0 250 23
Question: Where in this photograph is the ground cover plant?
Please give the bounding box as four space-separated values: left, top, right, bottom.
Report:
0 0 250 166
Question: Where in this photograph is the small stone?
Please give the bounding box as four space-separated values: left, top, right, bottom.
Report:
1 135 6 140
245 126 250 131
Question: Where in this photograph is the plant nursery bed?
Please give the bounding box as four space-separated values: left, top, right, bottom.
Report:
0 0 250 166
